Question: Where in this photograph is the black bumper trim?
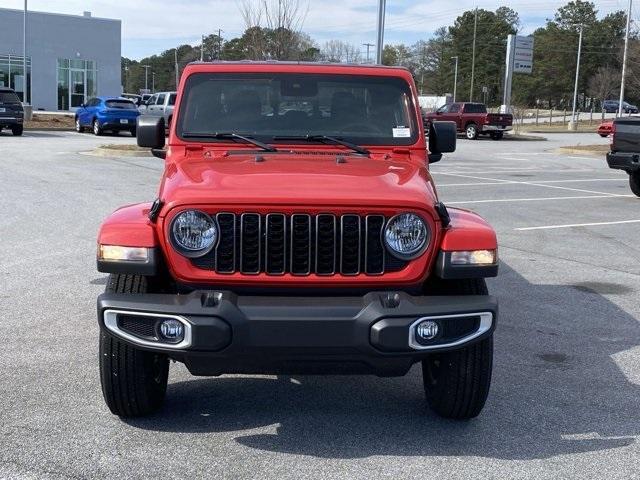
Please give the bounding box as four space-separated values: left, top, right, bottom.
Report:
97 290 497 376
607 151 640 172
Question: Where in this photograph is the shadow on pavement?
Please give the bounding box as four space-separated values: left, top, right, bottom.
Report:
124 262 639 460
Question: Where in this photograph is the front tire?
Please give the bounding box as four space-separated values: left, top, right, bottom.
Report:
630 172 640 197
93 119 103 136
465 123 478 140
99 274 169 417
422 278 493 419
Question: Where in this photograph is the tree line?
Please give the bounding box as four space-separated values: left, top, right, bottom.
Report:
121 0 633 109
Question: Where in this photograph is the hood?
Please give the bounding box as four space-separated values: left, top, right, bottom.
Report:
160 150 437 212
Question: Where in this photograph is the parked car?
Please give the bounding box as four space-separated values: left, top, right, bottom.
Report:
603 99 639 114
423 102 513 140
139 91 177 128
597 120 613 137
96 61 499 420
75 97 140 136
606 117 640 196
0 87 24 136
121 93 142 106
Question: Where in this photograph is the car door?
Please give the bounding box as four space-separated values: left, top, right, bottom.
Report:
446 103 463 129
141 94 156 114
152 94 166 117
80 98 95 126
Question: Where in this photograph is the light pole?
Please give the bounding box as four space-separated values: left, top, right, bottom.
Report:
570 25 583 130
451 56 459 102
200 35 204 61
152 72 155 93
469 7 478 101
618 0 632 117
124 65 129 93
23 0 28 104
375 0 386 64
142 65 151 92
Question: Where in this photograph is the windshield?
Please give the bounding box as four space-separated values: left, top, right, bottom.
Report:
0 92 21 104
106 100 137 110
177 73 418 146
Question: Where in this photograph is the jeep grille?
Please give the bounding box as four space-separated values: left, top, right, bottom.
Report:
190 213 407 276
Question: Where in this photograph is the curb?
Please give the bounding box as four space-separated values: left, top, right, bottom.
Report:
556 147 609 157
81 146 152 158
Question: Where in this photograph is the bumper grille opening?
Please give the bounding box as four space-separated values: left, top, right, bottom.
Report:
117 314 156 339
191 213 409 276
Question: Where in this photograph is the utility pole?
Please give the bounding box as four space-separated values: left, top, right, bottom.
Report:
124 65 128 93
142 65 151 91
200 34 204 61
451 56 459 102
363 43 374 63
23 0 28 104
618 0 632 117
469 7 478 101
174 49 179 88
152 72 155 93
218 29 224 59
570 25 583 130
375 0 386 64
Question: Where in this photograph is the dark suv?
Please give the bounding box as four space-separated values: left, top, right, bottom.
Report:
0 87 24 136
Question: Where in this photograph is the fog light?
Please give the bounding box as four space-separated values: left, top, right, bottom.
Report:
415 320 439 344
158 318 185 343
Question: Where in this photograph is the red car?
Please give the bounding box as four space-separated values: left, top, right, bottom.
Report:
597 120 613 137
96 62 499 420
424 102 513 140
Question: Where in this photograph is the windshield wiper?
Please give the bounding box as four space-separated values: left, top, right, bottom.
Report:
273 135 370 155
181 132 278 152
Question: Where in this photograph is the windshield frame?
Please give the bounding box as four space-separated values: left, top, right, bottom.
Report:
175 72 420 147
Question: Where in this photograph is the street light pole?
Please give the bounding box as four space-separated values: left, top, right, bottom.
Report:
142 65 151 91
375 0 386 64
200 35 204 61
152 72 155 93
23 0 28 104
618 0 632 117
570 25 583 129
363 43 374 63
451 56 459 102
469 7 478 101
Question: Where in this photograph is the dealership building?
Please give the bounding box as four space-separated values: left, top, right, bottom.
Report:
0 8 121 111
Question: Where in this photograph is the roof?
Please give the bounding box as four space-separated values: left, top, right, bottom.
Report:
183 61 412 76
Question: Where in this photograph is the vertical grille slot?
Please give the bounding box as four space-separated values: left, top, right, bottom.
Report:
240 213 261 274
266 213 286 274
365 215 385 274
215 213 236 273
290 214 311 275
315 214 336 275
340 215 361 275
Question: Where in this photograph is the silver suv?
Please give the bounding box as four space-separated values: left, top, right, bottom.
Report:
140 91 176 128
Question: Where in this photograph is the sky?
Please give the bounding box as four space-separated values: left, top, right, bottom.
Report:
1 0 631 60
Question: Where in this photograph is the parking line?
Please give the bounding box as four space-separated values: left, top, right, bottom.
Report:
447 194 635 205
438 178 625 187
433 168 596 174
437 172 622 196
516 219 640 231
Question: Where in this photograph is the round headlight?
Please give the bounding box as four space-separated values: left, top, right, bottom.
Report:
170 210 217 257
384 213 429 259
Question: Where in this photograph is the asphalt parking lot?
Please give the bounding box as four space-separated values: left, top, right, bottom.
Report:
1 130 639 479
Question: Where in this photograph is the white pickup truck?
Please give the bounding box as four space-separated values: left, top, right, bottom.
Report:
139 91 176 128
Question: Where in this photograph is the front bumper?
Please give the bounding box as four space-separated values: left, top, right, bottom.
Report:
98 290 497 376
607 151 640 172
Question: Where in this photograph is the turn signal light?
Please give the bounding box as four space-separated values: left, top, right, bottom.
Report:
98 245 149 262
450 249 497 265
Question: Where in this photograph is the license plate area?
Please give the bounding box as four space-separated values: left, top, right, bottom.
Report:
0 108 5 113
120 119 128 124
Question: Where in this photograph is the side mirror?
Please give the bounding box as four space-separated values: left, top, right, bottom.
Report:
435 110 442 115
137 116 165 149
428 121 456 163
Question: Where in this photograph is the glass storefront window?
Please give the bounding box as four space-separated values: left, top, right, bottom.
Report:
0 54 31 103
57 58 97 110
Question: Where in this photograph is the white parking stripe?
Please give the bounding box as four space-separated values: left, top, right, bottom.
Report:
437 172 621 196
448 194 635 205
438 178 625 187
516 220 640 231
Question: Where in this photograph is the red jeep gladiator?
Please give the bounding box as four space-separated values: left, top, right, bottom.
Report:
424 102 513 140
96 62 499 419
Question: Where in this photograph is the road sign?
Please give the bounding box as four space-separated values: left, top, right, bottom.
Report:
513 36 534 74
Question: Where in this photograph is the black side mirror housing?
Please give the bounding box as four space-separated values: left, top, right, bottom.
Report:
137 116 165 149
428 121 456 164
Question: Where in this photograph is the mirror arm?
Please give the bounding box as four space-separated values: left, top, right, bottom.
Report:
151 148 166 159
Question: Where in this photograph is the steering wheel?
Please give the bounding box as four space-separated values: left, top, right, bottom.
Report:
340 123 384 134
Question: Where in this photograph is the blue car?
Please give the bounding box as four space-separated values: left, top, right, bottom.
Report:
75 96 140 136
